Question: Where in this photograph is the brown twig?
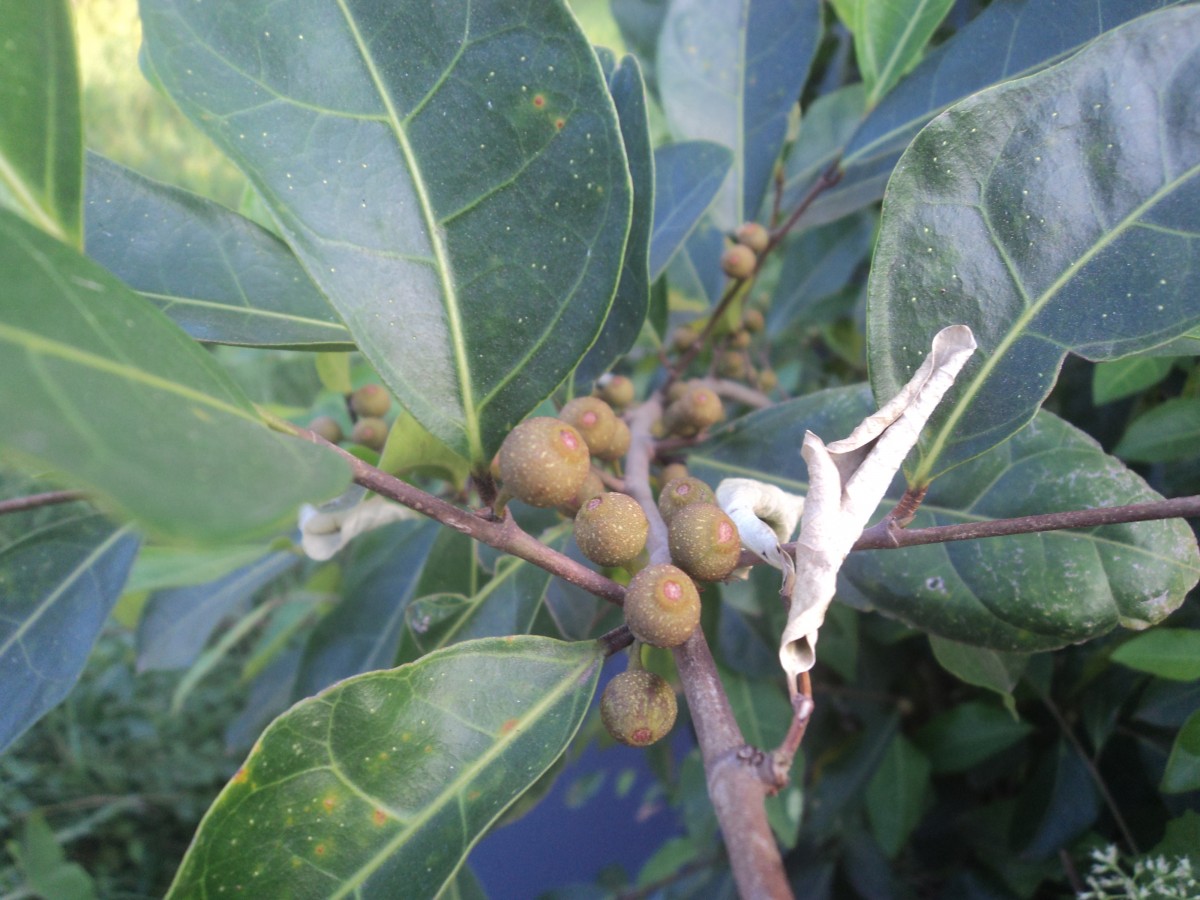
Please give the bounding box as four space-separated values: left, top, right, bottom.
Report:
287 424 626 606
625 399 794 900
0 490 87 516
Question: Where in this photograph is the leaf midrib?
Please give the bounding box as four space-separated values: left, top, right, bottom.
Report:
334 1 482 464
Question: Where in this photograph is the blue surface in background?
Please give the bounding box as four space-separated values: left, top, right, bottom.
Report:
469 663 691 898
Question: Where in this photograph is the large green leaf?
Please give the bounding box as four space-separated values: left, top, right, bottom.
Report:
574 55 653 386
84 154 352 350
834 0 955 110
0 0 80 245
140 0 632 467
864 735 931 858
1114 398 1200 463
0 514 139 753
165 636 602 899
1111 628 1200 681
689 386 1200 650
0 208 350 542
868 7 1200 484
786 0 1182 229
657 0 820 230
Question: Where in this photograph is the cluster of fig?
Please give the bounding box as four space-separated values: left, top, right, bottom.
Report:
308 383 394 451
660 380 726 438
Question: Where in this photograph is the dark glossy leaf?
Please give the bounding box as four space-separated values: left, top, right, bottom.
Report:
915 701 1033 773
839 0 955 110
1115 398 1200 463
293 520 440 699
1135 679 1200 728
689 386 1199 649
575 56 653 385
868 7 1200 483
137 549 298 672
0 0 81 244
657 0 821 229
0 209 350 542
1111 628 1200 681
1161 708 1200 793
1092 355 1177 405
141 0 633 467
650 142 733 281
0 514 139 753
865 735 931 858
805 713 900 835
791 0 1182 229
1014 739 1099 859
165 636 602 899
84 154 351 350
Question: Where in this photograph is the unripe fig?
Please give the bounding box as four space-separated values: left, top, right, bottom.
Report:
595 418 631 463
758 368 778 392
672 322 700 353
497 417 591 508
668 502 742 582
730 329 752 350
309 415 343 443
600 670 677 747
721 243 757 279
717 350 747 379
735 221 770 254
559 396 619 458
663 384 725 437
657 476 717 524
742 308 765 333
595 374 635 410
349 383 392 418
624 563 701 648
660 462 689 486
351 416 388 451
665 380 691 404
556 468 605 518
574 492 649 567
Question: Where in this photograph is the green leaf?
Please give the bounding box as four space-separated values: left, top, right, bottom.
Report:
0 209 350 542
140 0 633 468
689 385 1200 650
136 550 298 672
378 412 471 487
657 0 821 229
782 82 866 219
1161 708 1200 793
7 813 96 900
865 735 931 858
612 0 668 96
1115 398 1200 463
165 636 602 899
1111 628 1200 681
0 514 139 753
0 0 81 245
293 520 441 698
84 154 351 350
837 0 955 109
316 352 354 395
124 542 276 594
1014 739 1100 859
575 55 653 386
1092 355 1177 405
928 635 1028 696
768 212 875 331
649 141 734 281
790 0 1181 229
915 700 1033 773
868 7 1200 484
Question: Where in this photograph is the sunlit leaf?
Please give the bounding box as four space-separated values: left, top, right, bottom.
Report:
1114 398 1200 463
657 0 820 229
0 0 80 244
166 636 602 899
85 154 351 350
141 0 633 467
835 0 955 109
0 209 350 543
0 514 139 752
689 386 1199 650
868 7 1200 483
1092 355 1177 405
